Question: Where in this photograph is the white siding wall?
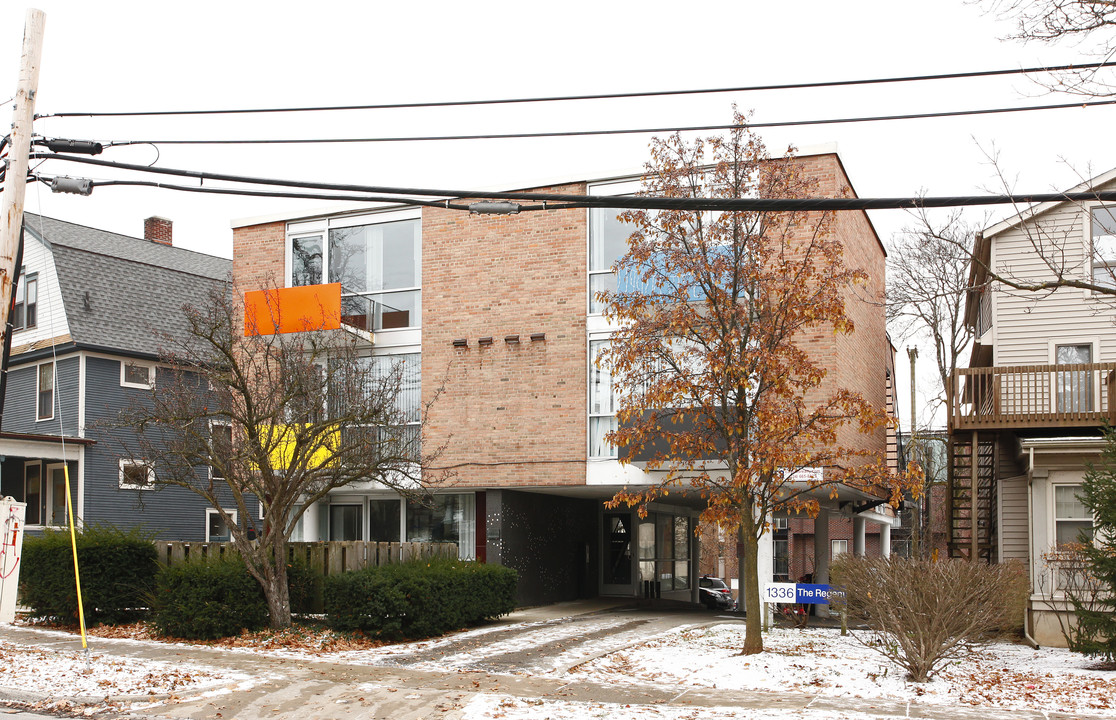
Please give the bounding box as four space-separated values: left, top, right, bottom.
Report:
991 201 1116 365
13 233 69 345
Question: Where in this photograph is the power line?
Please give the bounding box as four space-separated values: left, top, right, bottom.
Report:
98 98 1116 147
36 60 1116 119
29 153 1116 211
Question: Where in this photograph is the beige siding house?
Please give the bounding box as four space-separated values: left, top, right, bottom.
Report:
950 168 1116 646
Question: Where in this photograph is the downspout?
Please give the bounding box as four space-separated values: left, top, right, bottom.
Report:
1022 445 1039 648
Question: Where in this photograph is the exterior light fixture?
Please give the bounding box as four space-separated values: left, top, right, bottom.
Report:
452 338 468 348
505 334 520 344
530 332 546 342
478 336 494 347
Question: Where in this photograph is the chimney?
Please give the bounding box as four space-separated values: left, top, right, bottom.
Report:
144 216 173 246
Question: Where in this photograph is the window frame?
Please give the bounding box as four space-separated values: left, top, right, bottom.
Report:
14 271 37 331
118 458 155 490
1090 204 1116 289
23 462 42 525
831 539 849 560
588 337 618 459
287 209 422 332
1052 483 1094 549
208 420 233 480
205 508 237 542
120 360 156 389
36 361 54 421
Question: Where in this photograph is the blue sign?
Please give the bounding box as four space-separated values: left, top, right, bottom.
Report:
795 584 845 604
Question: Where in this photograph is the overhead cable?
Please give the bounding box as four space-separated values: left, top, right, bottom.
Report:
29 153 1116 211
100 98 1116 147
37 60 1116 118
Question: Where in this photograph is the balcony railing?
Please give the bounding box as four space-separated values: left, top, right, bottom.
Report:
949 362 1116 431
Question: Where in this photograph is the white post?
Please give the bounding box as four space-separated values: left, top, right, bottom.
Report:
880 522 891 558
853 516 866 556
301 501 320 541
813 508 830 618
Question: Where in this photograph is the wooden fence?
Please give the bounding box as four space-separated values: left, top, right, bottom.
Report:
154 541 459 575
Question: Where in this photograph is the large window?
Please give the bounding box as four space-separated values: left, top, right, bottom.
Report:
1092 206 1116 288
291 234 323 286
589 209 630 314
406 494 475 559
1054 485 1094 548
14 272 37 330
37 362 54 421
589 340 617 458
329 504 362 541
637 512 691 592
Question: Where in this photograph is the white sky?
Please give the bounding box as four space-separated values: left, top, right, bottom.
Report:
3 0 1114 430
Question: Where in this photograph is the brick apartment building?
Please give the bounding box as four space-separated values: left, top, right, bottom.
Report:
231 148 899 607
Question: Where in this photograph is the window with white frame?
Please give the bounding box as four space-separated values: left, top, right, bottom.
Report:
289 217 421 332
589 208 631 314
209 421 233 479
589 339 618 458
1054 484 1094 548
14 272 37 330
119 459 154 490
1055 344 1094 413
206 508 236 542
120 360 155 389
37 362 54 421
1091 206 1116 288
831 539 848 559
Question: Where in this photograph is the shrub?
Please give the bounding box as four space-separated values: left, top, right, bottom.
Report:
19 525 158 625
286 558 324 615
324 560 517 638
151 558 268 639
831 556 1029 682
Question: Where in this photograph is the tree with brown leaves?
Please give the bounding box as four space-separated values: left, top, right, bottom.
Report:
599 116 920 655
112 286 445 628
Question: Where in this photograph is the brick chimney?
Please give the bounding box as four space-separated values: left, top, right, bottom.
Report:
144 216 173 246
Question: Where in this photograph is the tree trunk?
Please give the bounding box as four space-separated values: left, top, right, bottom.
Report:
260 537 292 629
736 508 764 655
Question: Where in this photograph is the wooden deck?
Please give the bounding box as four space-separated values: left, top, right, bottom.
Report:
949 362 1116 431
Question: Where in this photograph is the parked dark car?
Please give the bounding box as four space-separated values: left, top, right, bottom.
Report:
698 575 734 610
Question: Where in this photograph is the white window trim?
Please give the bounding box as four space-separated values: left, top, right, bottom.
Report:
36 361 54 422
208 419 232 480
1087 202 1116 295
23 462 41 526
1047 338 1102 413
120 360 156 389
119 458 154 490
588 337 618 459
831 539 848 559
206 508 237 542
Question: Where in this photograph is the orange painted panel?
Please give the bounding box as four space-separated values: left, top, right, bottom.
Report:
244 284 342 336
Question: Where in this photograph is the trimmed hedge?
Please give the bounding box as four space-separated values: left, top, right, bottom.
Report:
19 525 158 625
152 558 268 639
324 560 517 638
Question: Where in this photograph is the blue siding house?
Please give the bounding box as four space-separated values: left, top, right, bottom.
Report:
0 214 241 540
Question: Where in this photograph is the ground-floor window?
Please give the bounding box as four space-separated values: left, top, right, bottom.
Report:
206 509 236 542
638 512 691 592
21 461 75 527
329 504 362 541
407 494 475 559
315 493 475 559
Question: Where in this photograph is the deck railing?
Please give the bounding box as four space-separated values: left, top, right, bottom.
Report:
949 362 1116 430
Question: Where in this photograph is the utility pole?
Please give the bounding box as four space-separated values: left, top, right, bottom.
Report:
907 346 920 556
0 10 45 420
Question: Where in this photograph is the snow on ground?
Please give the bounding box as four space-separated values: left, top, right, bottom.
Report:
0 638 252 700
573 624 1116 716
461 694 878 720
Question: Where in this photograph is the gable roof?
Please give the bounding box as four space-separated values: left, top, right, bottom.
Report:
20 214 231 359
982 165 1116 240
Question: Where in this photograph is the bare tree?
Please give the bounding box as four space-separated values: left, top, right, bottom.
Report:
986 0 1116 95
887 212 977 411
112 286 445 628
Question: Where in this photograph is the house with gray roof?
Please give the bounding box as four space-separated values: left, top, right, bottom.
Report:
0 214 240 540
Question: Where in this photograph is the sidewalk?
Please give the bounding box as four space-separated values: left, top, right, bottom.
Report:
0 604 1104 720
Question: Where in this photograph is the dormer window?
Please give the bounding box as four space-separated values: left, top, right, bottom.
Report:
14 272 37 330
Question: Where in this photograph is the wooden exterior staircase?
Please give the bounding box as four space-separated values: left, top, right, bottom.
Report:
946 431 997 562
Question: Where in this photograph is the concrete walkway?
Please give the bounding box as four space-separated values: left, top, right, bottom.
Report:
0 603 1104 720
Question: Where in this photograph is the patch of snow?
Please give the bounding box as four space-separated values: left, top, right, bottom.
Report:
0 639 251 701
573 625 1116 715
461 693 878 720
